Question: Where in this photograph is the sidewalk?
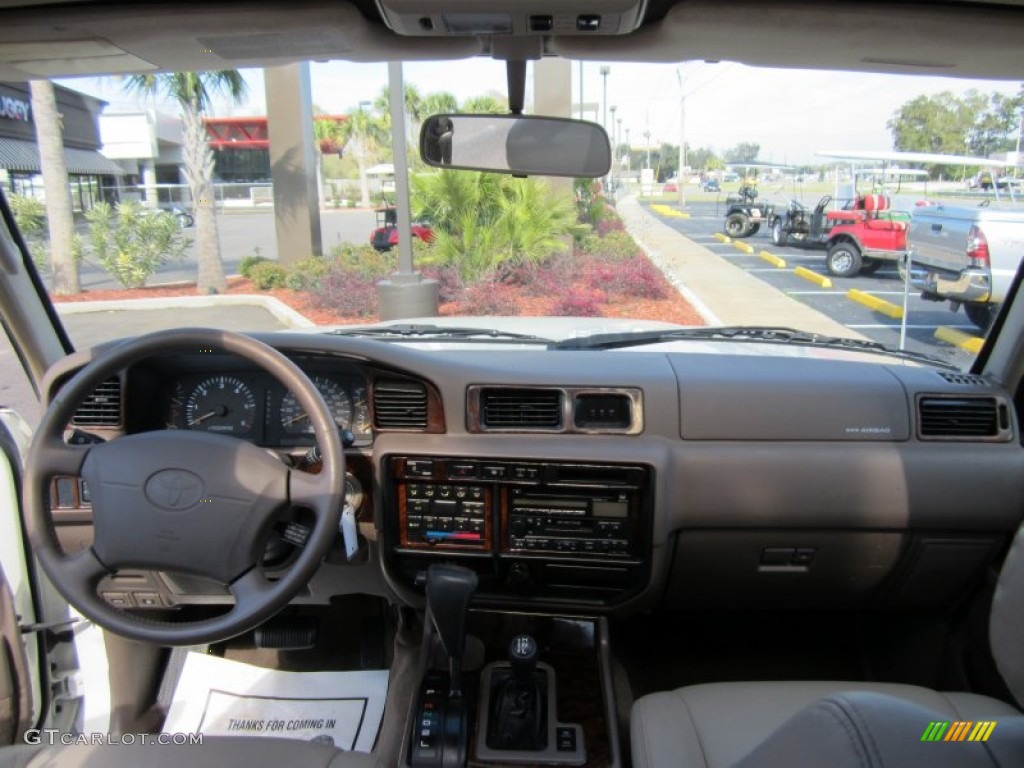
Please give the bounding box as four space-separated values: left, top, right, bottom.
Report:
618 196 868 339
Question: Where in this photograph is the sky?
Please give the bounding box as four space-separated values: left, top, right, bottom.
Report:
57 60 1022 166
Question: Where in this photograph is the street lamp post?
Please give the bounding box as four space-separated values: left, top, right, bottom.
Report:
600 65 610 132
609 105 617 188
676 66 686 207
625 128 631 173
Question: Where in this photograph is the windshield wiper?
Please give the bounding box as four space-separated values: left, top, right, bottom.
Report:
329 324 553 343
549 326 961 369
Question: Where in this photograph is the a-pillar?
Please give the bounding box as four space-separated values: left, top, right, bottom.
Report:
264 63 322 265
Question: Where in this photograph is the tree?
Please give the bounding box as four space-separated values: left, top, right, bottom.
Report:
688 146 722 172
339 106 388 208
422 92 459 116
314 115 348 204
125 71 247 294
723 142 761 163
886 89 1024 178
29 80 80 294
461 94 508 114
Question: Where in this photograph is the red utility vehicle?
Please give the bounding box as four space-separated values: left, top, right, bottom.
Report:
769 194 910 277
370 206 435 252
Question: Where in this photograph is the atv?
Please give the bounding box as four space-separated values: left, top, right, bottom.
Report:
723 184 775 238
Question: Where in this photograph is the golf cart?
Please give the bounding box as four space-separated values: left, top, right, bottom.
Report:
369 206 434 252
723 184 776 238
769 194 910 277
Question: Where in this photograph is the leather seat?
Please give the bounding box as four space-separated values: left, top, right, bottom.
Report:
0 736 377 768
631 526 1024 767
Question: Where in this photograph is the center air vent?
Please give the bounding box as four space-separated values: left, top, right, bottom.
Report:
71 376 122 427
918 395 1010 441
469 386 643 434
374 379 428 430
480 388 563 430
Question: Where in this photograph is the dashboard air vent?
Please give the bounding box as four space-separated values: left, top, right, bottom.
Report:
918 396 1005 440
374 379 428 429
938 372 987 387
71 376 122 427
481 388 562 430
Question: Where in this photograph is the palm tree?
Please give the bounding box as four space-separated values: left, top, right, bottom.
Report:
461 94 508 114
29 80 79 294
339 106 387 208
314 115 347 205
125 71 247 294
422 92 459 116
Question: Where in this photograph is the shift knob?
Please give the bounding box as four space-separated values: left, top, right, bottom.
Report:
508 634 538 685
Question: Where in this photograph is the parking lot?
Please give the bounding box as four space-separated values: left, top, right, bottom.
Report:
644 199 979 369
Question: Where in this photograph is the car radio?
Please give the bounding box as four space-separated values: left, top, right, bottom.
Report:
388 456 648 558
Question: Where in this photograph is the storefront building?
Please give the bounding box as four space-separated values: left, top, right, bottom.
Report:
0 82 125 210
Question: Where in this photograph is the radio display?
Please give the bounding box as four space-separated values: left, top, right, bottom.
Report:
593 500 629 518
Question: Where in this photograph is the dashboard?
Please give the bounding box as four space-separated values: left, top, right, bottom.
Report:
42 334 1024 616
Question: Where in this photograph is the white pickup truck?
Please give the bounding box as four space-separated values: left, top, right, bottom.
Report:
903 203 1024 329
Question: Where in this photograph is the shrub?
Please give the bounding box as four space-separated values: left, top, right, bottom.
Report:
331 243 395 279
605 257 671 300
238 252 268 278
8 194 50 269
249 261 288 290
285 256 332 291
421 264 465 304
588 230 641 260
596 216 625 236
549 290 605 317
459 280 520 315
84 201 189 288
308 269 378 318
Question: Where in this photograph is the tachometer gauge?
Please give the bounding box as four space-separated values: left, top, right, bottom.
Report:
185 376 257 435
280 376 353 434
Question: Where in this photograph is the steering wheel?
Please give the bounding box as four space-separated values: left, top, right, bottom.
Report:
23 329 345 646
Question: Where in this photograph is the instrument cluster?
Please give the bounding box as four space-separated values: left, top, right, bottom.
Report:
161 367 372 446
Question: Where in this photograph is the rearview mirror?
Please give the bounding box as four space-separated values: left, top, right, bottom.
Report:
420 114 611 178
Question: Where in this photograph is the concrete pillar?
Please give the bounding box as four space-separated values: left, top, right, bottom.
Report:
141 160 158 208
532 59 574 196
264 63 322 264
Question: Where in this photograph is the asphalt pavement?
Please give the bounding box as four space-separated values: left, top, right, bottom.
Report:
620 196 976 369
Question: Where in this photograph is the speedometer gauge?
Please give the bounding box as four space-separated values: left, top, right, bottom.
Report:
185 376 256 435
280 376 353 434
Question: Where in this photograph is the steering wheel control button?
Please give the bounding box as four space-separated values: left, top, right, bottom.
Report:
144 469 205 510
102 592 131 608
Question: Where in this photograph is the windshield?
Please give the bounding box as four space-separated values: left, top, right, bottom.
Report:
4 62 1023 379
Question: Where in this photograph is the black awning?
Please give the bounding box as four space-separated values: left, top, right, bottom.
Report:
0 137 125 176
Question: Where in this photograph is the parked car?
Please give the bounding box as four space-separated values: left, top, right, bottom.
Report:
702 178 721 192
903 202 1024 328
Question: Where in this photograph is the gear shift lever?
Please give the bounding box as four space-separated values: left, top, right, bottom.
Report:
426 563 478 698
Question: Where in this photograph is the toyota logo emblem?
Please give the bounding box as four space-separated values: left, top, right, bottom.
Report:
144 469 205 510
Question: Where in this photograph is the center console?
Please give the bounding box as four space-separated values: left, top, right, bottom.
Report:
385 456 652 606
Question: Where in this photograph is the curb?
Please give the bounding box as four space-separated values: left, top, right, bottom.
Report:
793 267 833 288
714 233 731 243
54 294 316 329
732 241 755 254
846 289 904 319
935 326 984 354
759 251 786 268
